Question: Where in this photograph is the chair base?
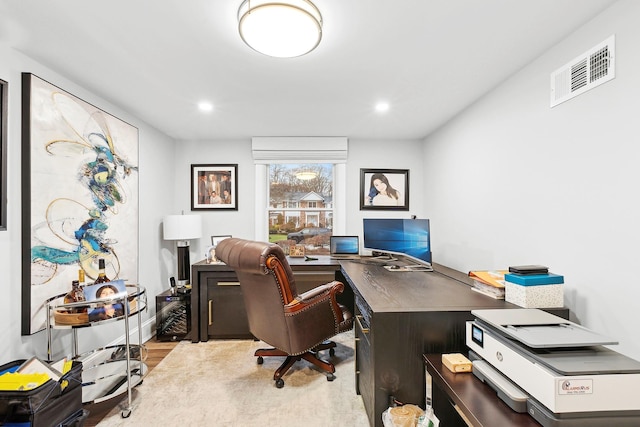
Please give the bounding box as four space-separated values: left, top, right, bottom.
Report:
255 341 337 388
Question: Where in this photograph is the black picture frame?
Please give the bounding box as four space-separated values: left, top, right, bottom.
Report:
360 168 409 211
191 164 238 210
211 235 232 246
0 78 7 231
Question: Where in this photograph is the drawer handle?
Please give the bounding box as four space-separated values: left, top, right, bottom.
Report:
218 281 240 286
355 315 369 334
208 299 213 325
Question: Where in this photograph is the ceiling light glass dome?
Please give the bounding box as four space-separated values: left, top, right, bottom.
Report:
238 0 323 58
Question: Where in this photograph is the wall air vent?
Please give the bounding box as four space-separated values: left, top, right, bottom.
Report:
550 35 615 108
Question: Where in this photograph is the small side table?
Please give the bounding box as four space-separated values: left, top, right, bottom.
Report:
423 354 540 427
156 289 191 341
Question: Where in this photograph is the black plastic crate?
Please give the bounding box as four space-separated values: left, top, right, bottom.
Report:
0 359 82 426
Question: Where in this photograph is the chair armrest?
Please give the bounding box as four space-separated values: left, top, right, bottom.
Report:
285 281 344 313
297 281 343 302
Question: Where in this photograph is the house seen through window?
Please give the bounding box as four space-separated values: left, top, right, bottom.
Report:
268 163 333 255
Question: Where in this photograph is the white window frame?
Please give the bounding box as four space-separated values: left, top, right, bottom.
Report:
252 137 347 241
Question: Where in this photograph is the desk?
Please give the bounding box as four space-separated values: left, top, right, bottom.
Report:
341 260 568 427
190 256 343 342
424 354 540 427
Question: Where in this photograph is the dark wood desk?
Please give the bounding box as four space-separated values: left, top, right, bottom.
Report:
424 354 540 427
341 260 567 427
190 256 343 342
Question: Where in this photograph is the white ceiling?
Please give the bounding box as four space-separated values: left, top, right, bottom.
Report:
0 0 617 141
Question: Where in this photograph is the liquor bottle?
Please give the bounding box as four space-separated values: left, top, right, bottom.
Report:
78 269 86 288
94 258 111 284
64 280 86 304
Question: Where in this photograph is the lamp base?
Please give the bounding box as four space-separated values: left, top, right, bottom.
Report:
176 242 191 286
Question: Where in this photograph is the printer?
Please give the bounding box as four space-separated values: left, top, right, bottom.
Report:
466 309 640 427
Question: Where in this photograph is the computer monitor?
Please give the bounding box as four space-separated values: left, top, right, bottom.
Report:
363 218 432 265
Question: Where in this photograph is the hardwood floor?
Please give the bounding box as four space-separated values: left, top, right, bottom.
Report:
83 338 179 426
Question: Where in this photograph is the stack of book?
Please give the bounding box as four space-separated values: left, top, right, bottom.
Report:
504 265 564 308
468 270 507 299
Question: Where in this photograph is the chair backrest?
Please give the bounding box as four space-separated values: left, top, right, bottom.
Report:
215 238 299 352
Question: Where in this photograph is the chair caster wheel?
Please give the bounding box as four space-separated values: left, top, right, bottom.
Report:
327 373 336 382
329 348 336 357
275 378 285 388
257 356 264 365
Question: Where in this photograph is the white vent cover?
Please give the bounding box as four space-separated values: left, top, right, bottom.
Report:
550 35 615 107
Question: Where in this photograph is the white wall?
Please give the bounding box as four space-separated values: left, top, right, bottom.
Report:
346 139 426 237
170 139 255 259
0 46 176 362
175 138 425 259
423 0 640 361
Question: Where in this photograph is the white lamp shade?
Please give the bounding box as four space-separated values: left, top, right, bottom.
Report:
163 215 202 241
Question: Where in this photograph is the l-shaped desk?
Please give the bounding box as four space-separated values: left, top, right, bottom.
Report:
191 257 567 427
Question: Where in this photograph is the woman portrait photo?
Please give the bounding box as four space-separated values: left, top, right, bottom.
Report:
360 169 409 210
368 173 401 206
86 282 126 322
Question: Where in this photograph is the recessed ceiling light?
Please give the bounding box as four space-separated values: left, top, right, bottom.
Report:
375 102 390 113
198 101 213 112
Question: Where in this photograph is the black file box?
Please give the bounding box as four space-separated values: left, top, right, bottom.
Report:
0 359 83 426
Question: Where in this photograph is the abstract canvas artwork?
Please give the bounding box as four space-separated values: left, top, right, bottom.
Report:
21 73 139 334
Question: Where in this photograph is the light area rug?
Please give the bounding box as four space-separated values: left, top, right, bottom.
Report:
97 330 369 426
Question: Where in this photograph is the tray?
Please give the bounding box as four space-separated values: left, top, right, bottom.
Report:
54 300 137 326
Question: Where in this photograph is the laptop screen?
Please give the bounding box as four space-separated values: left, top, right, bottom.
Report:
330 236 359 255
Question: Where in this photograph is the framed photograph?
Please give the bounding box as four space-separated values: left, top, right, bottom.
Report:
21 73 139 334
191 164 238 210
289 244 305 258
360 168 409 211
83 279 127 322
211 235 232 246
207 235 231 263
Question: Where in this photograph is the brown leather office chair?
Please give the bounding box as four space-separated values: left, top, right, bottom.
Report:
215 238 354 388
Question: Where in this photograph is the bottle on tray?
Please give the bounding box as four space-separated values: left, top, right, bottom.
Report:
94 258 111 284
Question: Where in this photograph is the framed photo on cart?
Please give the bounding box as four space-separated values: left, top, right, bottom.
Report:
360 168 409 211
191 164 238 210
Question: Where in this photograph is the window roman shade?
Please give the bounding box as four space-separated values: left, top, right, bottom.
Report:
251 137 348 163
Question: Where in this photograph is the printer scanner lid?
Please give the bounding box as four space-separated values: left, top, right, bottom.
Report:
471 309 618 348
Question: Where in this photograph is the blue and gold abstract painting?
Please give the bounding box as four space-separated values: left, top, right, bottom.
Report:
22 73 139 334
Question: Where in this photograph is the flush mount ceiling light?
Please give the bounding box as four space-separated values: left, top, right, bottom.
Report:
238 0 323 58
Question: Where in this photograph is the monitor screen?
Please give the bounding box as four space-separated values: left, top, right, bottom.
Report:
363 218 431 265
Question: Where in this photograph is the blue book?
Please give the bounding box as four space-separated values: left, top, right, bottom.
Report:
504 272 564 286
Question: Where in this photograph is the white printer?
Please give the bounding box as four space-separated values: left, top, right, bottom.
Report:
466 309 640 427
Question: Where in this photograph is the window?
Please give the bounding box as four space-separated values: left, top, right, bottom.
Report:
252 137 348 246
268 164 333 254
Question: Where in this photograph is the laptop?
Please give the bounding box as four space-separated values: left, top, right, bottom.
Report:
330 236 360 259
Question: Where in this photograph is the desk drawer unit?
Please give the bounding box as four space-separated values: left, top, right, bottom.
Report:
355 296 374 424
204 272 253 339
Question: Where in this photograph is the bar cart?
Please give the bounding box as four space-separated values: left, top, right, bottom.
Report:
45 284 148 418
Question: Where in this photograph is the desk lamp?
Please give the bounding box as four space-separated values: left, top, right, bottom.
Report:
163 214 202 288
